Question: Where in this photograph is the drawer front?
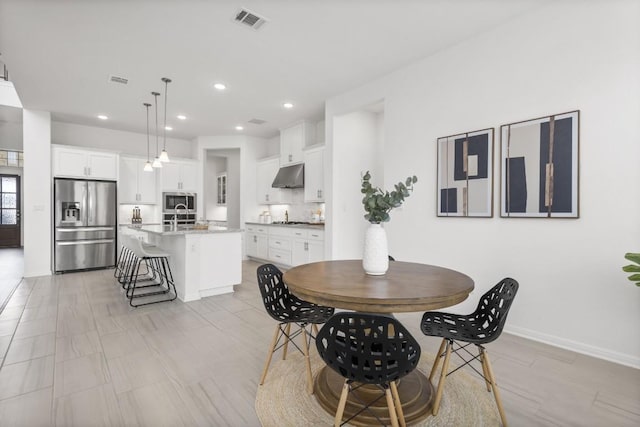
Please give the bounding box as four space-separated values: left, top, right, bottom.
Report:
269 247 291 265
307 229 324 241
246 225 268 234
291 229 308 239
268 226 297 238
269 236 292 251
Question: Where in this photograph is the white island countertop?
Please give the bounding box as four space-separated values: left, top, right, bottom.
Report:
128 224 243 236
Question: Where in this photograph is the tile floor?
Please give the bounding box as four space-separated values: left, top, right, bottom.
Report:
0 248 23 311
0 260 638 426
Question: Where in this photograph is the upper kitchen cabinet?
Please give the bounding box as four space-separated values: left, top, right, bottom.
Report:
303 146 325 202
53 146 118 180
161 159 198 192
119 156 156 204
257 157 291 205
279 121 315 166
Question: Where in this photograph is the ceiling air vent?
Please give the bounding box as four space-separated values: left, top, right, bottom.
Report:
248 118 267 125
234 8 268 30
108 74 128 85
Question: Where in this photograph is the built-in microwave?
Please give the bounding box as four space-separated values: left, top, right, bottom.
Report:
163 192 196 212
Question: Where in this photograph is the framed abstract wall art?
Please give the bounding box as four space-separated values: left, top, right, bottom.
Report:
500 110 579 218
437 128 493 217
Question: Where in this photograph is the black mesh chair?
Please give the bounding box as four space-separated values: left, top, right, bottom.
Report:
421 278 519 426
316 312 421 427
257 264 335 394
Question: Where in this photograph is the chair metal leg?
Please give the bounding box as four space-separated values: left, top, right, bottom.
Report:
260 324 281 385
390 380 406 427
312 323 319 337
301 325 314 395
282 323 291 360
432 339 452 416
334 379 349 427
429 338 447 382
480 348 508 427
385 387 400 427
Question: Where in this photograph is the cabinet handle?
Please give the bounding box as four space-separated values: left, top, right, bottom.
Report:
317 190 321 198
87 167 91 176
265 194 269 202
304 242 308 251
254 236 257 243
288 154 292 162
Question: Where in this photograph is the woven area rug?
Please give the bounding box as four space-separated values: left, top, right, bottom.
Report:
255 353 500 426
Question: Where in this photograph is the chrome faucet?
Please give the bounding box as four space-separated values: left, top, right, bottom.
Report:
173 203 188 229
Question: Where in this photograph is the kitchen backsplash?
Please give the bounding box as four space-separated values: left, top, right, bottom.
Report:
256 189 324 223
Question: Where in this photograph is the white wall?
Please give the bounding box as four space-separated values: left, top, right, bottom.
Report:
326 1 640 367
328 110 383 259
0 120 22 150
52 121 194 159
22 109 51 277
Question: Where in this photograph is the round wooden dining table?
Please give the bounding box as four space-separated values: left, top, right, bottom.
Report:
283 259 474 426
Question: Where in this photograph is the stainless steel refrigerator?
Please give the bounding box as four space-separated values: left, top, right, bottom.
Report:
54 178 117 273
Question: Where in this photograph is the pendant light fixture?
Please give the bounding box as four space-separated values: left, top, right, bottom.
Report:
151 91 163 168
159 77 171 162
143 103 153 172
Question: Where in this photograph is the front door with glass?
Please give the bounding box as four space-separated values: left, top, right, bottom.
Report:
0 175 20 247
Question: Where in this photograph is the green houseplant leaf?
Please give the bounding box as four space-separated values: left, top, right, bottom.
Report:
622 252 640 287
361 171 418 223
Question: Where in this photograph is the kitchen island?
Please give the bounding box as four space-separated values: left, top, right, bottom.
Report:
127 224 242 302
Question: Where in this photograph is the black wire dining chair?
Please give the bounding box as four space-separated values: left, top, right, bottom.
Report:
316 312 421 427
420 277 519 426
256 263 335 394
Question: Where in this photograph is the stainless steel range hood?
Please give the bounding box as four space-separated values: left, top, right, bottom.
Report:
272 163 304 188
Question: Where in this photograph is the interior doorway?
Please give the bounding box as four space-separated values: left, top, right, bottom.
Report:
0 174 20 247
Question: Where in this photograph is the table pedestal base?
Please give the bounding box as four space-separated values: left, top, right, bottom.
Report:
314 367 434 426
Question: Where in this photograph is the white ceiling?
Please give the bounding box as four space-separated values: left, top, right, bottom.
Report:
0 0 550 141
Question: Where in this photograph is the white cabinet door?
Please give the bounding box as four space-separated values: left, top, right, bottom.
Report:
179 162 198 192
246 233 258 257
88 152 118 180
280 123 305 166
256 159 274 204
292 239 308 266
304 147 324 202
119 157 157 204
256 234 268 259
137 162 157 204
257 157 290 204
119 157 139 203
161 162 181 191
307 240 324 263
54 147 117 180
54 148 87 177
161 161 197 192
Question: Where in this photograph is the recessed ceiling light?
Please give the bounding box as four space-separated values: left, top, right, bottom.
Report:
235 125 244 131
177 115 186 120
213 83 226 91
165 126 173 131
97 114 108 120
283 102 294 109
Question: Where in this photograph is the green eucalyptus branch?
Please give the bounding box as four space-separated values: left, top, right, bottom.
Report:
622 252 640 287
361 171 418 224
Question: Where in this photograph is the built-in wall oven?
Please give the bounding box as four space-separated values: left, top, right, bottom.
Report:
162 192 197 225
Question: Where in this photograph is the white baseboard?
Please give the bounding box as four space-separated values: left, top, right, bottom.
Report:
200 286 234 298
506 325 640 369
23 270 52 278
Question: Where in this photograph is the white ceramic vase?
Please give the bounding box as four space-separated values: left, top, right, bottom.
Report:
362 223 389 275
